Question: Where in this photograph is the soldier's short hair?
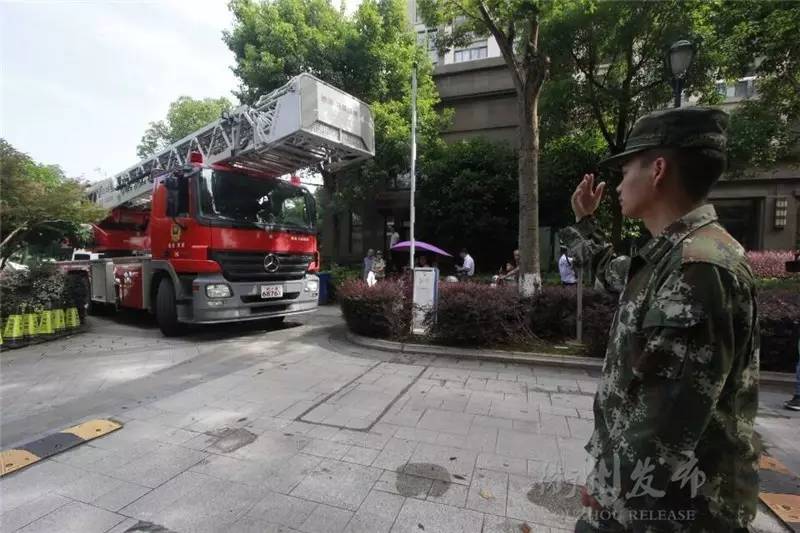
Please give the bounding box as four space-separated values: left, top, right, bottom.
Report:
643 147 727 201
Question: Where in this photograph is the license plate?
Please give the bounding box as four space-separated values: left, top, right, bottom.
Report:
260 285 284 299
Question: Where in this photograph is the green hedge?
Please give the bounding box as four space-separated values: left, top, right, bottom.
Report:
339 280 800 373
1 264 88 325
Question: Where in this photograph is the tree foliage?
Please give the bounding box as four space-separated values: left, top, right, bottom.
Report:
712 0 800 117
0 139 106 265
711 0 800 173
136 96 232 159
546 0 723 246
539 130 606 230
225 0 449 208
417 138 518 271
727 101 797 173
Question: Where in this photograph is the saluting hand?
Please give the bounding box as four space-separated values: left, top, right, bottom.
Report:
571 173 606 222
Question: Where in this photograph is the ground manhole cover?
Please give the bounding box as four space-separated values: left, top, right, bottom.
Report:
206 427 257 453
125 521 175 532
527 481 584 516
395 463 451 497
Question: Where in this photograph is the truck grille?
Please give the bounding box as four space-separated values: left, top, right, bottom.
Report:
209 251 312 282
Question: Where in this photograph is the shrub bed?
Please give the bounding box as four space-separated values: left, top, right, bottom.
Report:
429 283 531 347
747 250 796 279
523 286 617 359
325 264 363 302
339 279 800 372
338 279 410 339
757 288 800 372
1 264 88 348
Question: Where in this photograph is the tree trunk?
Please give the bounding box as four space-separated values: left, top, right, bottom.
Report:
517 97 542 297
0 225 27 268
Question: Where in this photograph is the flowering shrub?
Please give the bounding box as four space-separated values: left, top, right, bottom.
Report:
746 250 796 279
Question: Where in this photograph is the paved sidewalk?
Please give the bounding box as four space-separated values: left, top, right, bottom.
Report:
1 306 796 532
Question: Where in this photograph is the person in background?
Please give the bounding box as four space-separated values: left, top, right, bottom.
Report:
501 249 521 283
416 255 429 268
455 248 475 280
371 250 386 281
786 337 800 410
387 223 401 272
363 248 375 281
558 245 577 286
493 261 516 286
388 224 400 248
786 251 800 411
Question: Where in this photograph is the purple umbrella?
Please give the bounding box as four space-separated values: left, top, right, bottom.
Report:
390 240 452 257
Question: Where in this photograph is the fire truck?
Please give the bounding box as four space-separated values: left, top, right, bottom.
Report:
60 74 374 335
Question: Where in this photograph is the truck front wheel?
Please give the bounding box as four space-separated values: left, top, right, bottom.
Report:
156 278 184 336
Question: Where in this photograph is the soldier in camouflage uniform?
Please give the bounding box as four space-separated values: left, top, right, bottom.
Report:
561 107 759 533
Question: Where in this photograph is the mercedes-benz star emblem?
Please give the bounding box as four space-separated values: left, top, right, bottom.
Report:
264 254 280 273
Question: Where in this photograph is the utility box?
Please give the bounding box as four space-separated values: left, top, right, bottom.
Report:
412 267 439 335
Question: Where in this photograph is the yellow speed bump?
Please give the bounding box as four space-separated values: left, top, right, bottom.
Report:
760 492 800 525
0 419 122 478
63 419 122 440
760 455 793 476
0 449 39 476
759 453 800 531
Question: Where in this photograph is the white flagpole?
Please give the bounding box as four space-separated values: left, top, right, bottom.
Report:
410 63 417 272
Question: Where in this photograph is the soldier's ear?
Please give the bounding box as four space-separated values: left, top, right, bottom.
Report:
651 155 669 189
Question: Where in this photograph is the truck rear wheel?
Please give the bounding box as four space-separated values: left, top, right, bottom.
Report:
156 278 184 336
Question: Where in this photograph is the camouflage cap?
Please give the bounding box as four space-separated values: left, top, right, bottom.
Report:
599 106 729 168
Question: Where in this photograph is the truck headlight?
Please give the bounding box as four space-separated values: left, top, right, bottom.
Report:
206 284 232 298
305 280 319 293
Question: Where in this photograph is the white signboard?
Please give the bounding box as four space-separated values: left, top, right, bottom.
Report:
412 267 439 335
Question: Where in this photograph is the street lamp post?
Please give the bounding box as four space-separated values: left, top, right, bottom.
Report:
667 40 695 108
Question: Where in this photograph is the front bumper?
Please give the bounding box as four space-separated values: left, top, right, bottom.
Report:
179 273 319 324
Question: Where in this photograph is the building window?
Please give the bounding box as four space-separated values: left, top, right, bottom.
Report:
734 78 756 98
454 44 488 63
712 198 762 250
417 29 439 64
349 211 363 254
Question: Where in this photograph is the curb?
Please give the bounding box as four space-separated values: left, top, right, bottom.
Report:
346 330 602 371
345 331 796 386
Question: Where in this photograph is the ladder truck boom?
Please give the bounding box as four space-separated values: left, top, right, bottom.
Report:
88 73 374 210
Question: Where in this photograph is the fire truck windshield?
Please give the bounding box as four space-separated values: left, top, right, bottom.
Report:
199 169 315 231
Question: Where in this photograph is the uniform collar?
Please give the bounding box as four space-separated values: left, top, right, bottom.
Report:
638 204 718 264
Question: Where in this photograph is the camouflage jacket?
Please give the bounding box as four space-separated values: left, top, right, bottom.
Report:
560 204 760 532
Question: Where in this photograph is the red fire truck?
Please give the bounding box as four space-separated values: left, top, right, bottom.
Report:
60 74 374 335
